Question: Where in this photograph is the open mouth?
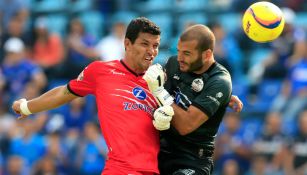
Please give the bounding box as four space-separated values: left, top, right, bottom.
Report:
145 57 153 61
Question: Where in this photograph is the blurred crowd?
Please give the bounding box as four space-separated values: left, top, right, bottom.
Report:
0 0 306 174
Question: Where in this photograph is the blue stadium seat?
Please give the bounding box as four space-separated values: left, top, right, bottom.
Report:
32 0 68 13
137 0 173 13
241 118 263 141
47 15 68 37
248 80 282 113
69 0 93 13
232 81 249 108
175 0 208 12
147 13 173 47
217 13 241 34
153 50 172 66
257 80 282 102
111 11 138 25
293 12 307 28
79 11 104 39
248 48 271 68
177 13 208 33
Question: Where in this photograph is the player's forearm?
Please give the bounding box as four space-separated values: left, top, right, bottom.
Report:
171 105 192 135
27 85 77 113
171 104 209 135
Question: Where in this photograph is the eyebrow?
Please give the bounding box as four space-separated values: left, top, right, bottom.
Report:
141 39 149 43
142 39 159 46
178 48 192 54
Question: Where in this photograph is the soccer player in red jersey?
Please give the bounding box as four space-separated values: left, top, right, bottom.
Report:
12 17 162 175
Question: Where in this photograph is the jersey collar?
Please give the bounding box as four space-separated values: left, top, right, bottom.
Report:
120 60 145 77
205 61 217 74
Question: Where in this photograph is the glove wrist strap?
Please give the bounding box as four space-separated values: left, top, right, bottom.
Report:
153 89 174 106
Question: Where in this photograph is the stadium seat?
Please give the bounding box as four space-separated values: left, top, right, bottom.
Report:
293 12 307 29
136 0 173 13
32 0 68 13
175 0 208 13
248 80 282 114
153 50 172 66
257 80 282 102
111 11 138 25
47 15 68 37
69 0 93 13
217 13 242 34
241 118 263 141
79 11 104 39
177 13 208 33
232 81 249 108
147 13 173 47
248 48 271 68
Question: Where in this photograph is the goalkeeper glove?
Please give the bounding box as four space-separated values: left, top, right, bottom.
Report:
143 64 174 106
153 105 174 131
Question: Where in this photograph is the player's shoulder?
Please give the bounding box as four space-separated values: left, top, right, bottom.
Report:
165 55 179 72
208 62 231 78
207 62 232 86
165 55 178 65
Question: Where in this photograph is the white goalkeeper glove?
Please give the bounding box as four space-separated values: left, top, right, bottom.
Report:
153 105 174 131
143 64 174 106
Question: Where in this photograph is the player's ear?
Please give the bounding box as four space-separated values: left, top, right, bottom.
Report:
201 49 210 61
124 38 131 51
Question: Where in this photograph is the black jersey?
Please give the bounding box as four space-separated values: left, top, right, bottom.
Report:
160 56 232 160
289 133 307 169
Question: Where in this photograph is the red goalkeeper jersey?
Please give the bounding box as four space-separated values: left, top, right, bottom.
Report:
68 60 160 174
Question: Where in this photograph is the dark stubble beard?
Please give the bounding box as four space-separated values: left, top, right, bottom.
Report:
188 54 204 73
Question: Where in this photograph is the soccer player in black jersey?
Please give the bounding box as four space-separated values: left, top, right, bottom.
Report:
144 24 243 175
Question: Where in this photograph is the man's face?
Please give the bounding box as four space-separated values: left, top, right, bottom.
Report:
125 32 160 72
177 39 204 72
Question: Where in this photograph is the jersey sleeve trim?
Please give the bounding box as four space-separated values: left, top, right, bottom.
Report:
67 83 83 97
191 102 212 118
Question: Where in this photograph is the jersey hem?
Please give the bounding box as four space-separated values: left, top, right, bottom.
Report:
66 83 83 97
191 102 212 118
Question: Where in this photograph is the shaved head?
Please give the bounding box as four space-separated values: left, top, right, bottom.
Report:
180 24 215 53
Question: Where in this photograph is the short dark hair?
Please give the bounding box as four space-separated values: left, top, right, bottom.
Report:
180 24 215 53
125 17 161 44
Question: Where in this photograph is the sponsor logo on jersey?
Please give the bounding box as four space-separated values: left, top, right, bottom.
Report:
206 95 220 106
110 69 125 76
191 78 204 92
123 102 154 114
132 87 147 100
174 169 195 175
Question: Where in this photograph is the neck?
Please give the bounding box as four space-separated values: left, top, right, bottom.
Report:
193 57 215 74
122 57 144 75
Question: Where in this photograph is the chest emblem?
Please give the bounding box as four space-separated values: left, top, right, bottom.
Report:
216 92 223 98
173 74 180 80
191 78 204 92
132 87 147 100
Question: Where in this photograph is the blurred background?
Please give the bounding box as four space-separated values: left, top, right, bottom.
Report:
0 0 306 174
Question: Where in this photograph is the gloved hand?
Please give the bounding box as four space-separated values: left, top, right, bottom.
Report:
153 105 174 131
143 64 174 106
143 64 165 92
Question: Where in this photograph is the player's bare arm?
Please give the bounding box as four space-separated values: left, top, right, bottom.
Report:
229 95 243 112
12 85 78 119
171 104 209 135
